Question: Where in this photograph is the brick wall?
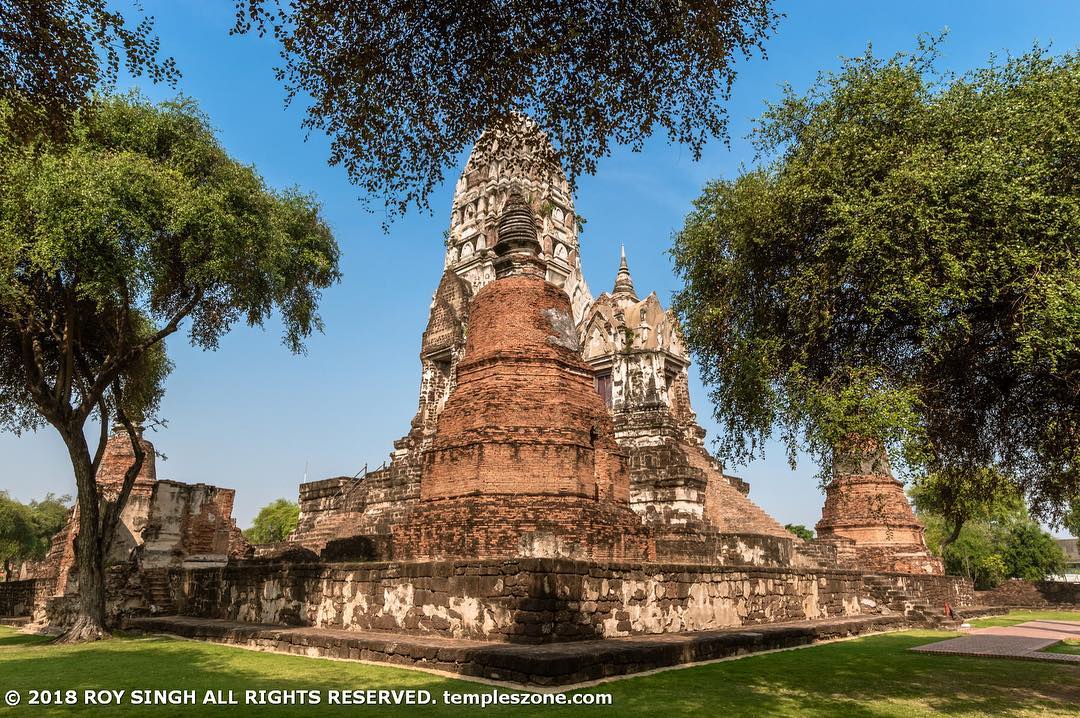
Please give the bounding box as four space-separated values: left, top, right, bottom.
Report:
178 557 867 644
976 579 1080 607
0 580 37 617
391 495 653 563
869 572 976 609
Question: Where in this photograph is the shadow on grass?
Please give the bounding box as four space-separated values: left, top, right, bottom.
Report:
0 631 51 647
0 629 1077 717
1042 639 1080 656
596 631 1080 718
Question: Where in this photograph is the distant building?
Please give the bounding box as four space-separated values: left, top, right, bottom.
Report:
1054 538 1079 582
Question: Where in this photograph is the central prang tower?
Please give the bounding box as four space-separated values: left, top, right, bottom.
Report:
393 190 653 561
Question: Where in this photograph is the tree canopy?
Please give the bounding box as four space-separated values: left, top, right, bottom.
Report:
0 0 178 141
920 497 1067 589
784 524 814 542
244 499 300 545
671 40 1080 526
0 491 69 580
232 0 780 219
0 93 339 638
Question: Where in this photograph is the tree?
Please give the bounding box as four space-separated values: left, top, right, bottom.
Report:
784 523 813 541
1063 499 1080 538
231 0 780 219
1002 522 1067 582
0 0 178 141
244 499 300 545
909 470 1020 551
0 492 70 581
0 93 340 641
28 493 71 557
921 495 1067 589
671 40 1080 526
0 492 35 581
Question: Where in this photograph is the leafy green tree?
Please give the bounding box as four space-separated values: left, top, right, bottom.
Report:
922 500 1067 588
0 1 178 141
672 39 1080 526
1063 499 1080 538
909 470 1021 551
0 492 70 581
784 524 814 541
232 0 780 218
244 499 301 545
1003 523 1067 582
28 493 71 557
0 492 35 581
0 93 339 641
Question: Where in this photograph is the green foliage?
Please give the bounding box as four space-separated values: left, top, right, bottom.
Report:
909 469 1020 548
921 499 1066 589
0 491 69 578
784 524 814 541
671 38 1080 524
0 92 338 633
244 499 300 545
1003 523 1067 582
0 92 341 436
0 1 179 142
232 1 779 219
0 492 35 578
27 493 70 556
1063 500 1080 538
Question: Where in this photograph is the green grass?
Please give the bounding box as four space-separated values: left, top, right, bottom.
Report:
967 609 1080 628
1042 639 1080 656
0 610 1077 717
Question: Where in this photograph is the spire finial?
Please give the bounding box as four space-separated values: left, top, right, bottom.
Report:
613 246 638 300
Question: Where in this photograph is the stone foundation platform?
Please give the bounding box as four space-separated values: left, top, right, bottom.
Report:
178 558 869 643
127 613 910 687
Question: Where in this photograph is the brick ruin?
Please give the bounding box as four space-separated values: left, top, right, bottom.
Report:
20 429 247 626
8 117 968 654
816 444 943 574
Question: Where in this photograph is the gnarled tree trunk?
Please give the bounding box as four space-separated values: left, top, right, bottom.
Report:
54 429 109 643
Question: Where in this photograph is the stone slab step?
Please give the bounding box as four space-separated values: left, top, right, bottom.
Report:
126 613 910 688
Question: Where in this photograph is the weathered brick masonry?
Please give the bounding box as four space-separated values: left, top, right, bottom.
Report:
976 579 1080 607
0 579 36 617
177 558 867 643
26 116 973 665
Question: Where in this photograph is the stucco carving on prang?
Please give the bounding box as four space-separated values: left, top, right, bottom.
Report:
445 115 592 321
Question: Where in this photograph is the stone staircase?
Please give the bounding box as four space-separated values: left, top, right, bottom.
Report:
861 574 959 628
142 569 176 615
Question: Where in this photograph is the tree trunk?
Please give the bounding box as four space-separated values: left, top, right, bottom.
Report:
3 559 10 583
54 428 109 643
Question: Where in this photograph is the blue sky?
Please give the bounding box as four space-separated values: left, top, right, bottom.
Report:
3 1 1078 536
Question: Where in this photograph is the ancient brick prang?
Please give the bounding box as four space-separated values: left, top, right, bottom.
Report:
816 445 943 575
405 202 651 562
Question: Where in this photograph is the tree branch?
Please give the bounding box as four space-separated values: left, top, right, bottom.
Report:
939 516 965 551
75 289 204 424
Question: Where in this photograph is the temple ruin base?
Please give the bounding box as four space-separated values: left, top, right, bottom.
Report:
174 556 961 645
126 612 917 687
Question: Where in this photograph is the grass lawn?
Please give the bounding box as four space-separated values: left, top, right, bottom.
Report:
1042 639 1080 656
967 610 1080 628
0 611 1076 717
